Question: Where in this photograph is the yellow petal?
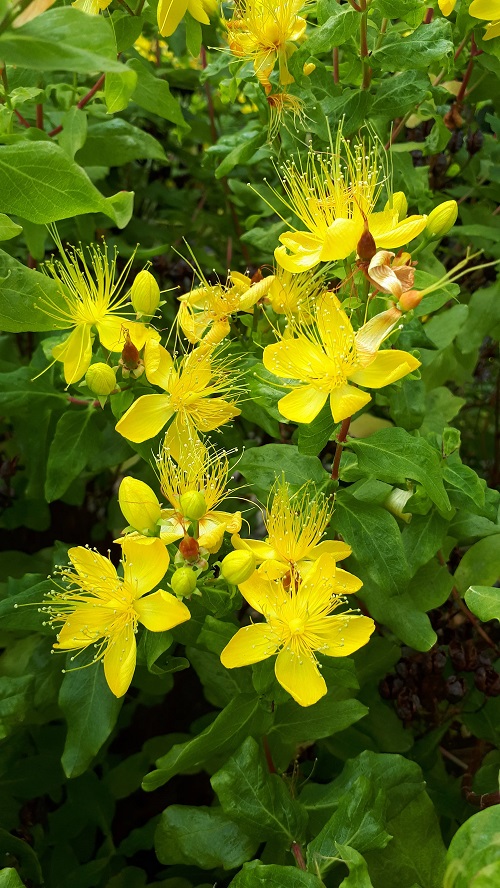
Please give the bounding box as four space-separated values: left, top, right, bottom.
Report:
333 568 363 594
275 647 327 707
118 477 161 533
278 385 328 424
309 540 352 561
189 397 240 432
55 605 109 649
316 291 356 360
329 384 371 422
52 325 93 384
97 316 158 353
263 338 328 382
231 535 278 563
115 394 173 443
68 546 118 586
438 0 456 13
320 218 361 261
469 0 500 18
355 307 402 356
144 339 175 390
122 537 170 597
375 215 427 250
135 588 190 631
315 614 375 657
220 623 279 668
104 627 137 697
275 236 323 273
349 350 421 389
483 20 500 38
296 554 340 613
164 415 205 463
157 0 188 36
239 573 281 617
212 510 242 534
187 0 211 23
198 520 226 553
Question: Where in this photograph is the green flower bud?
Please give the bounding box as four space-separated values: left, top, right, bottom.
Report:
220 550 256 585
426 200 458 238
131 269 161 318
179 491 207 521
171 566 197 598
85 362 116 396
383 488 412 524
119 477 161 534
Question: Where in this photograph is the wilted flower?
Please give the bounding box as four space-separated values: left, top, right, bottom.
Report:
366 250 415 299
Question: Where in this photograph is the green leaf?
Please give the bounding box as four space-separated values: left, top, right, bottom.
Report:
105 68 138 114
465 586 500 623
76 118 166 167
337 845 374 888
456 284 500 355
185 10 202 56
387 377 426 431
444 807 500 888
127 58 188 127
0 250 70 333
211 737 308 844
58 107 88 161
215 131 265 179
0 578 53 633
307 775 391 876
297 402 336 456
0 142 133 227
335 492 411 597
110 10 144 52
401 509 450 575
0 214 22 241
0 831 43 885
143 695 273 791
454 535 500 595
45 409 98 502
0 365 67 412
290 6 358 77
238 444 328 501
59 659 123 779
0 675 33 740
0 8 126 73
444 461 486 511
346 428 451 517
372 71 429 119
375 0 424 20
229 861 319 888
155 805 257 870
372 19 453 70
0 870 26 888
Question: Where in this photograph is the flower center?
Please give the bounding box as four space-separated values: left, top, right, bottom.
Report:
288 616 306 636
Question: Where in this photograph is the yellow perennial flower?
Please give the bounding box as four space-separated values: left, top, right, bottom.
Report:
225 0 308 95
72 0 112 14
220 553 374 706
44 538 190 697
232 479 357 581
266 266 324 314
469 0 500 40
271 129 428 273
38 241 158 384
155 442 242 552
157 0 217 37
115 341 241 459
263 290 421 424
178 272 273 345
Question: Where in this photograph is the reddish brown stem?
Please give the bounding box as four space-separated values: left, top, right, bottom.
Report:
67 396 99 407
35 102 43 130
291 843 307 870
456 34 480 105
333 46 339 84
331 417 351 481
200 45 217 143
262 736 277 774
423 6 434 23
49 73 105 137
15 108 30 128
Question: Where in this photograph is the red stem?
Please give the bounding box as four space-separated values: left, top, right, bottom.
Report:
333 46 339 84
49 73 105 137
262 736 277 774
35 102 43 130
14 108 30 129
291 842 307 870
423 7 434 23
456 35 479 105
331 417 351 481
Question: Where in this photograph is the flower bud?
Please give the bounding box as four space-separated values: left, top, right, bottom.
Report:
179 491 207 521
303 62 316 76
390 192 408 221
121 335 141 371
171 566 197 598
220 550 256 585
357 223 377 261
85 362 116 396
426 200 458 238
119 477 161 534
384 488 413 524
398 289 424 311
179 535 200 562
131 269 161 318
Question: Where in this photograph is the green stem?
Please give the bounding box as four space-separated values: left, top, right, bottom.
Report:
374 16 388 50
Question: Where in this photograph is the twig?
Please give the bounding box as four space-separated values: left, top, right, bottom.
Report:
263 736 277 774
35 103 43 130
333 47 339 84
456 34 481 105
423 7 434 23
291 842 307 870
331 417 351 481
14 109 30 129
49 73 105 137
437 550 499 653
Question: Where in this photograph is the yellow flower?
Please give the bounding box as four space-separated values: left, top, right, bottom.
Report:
220 553 374 707
115 341 241 458
266 266 324 314
225 0 308 94
134 36 170 63
44 538 190 697
438 0 456 14
469 0 500 39
38 241 158 384
178 271 273 345
263 290 421 424
155 442 242 553
157 0 217 37
232 479 357 582
271 129 427 273
72 0 112 14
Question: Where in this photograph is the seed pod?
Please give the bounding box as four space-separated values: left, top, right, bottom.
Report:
85 362 116 396
121 334 141 371
357 223 377 261
398 289 424 311
179 535 200 562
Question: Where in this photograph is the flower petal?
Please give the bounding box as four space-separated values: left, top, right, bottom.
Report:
275 240 323 273
122 537 170 597
333 568 363 594
320 218 361 261
349 350 421 389
52 324 93 384
329 384 371 422
135 588 190 631
315 614 375 657
189 397 240 431
220 623 279 668
164 415 205 463
118 477 161 534
68 546 118 585
469 0 500 20
275 647 327 707
144 339 175 390
263 338 328 382
104 627 137 697
55 606 109 649
115 394 173 443
278 385 328 424
96 316 158 353
375 215 427 250
316 291 356 361
157 0 188 35
309 540 352 561
231 534 279 563
239 572 282 617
